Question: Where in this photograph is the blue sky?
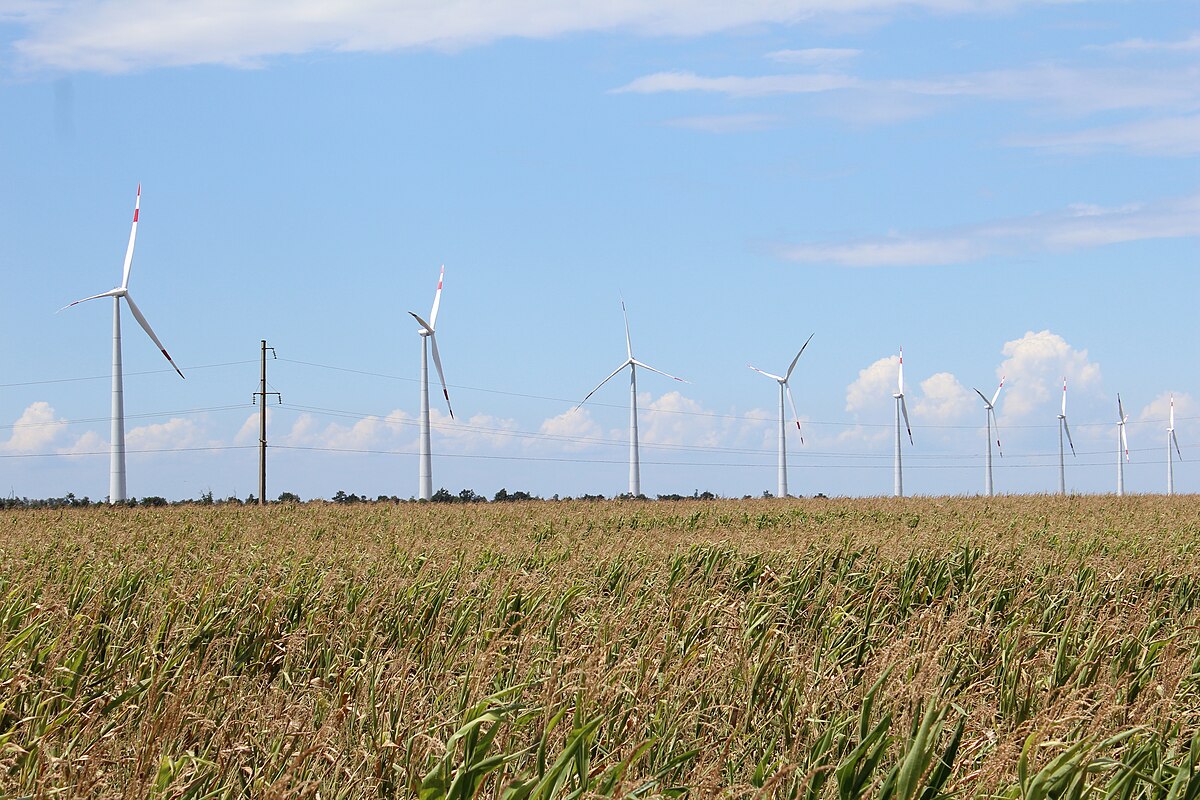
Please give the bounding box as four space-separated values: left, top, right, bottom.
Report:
1 0 1197 500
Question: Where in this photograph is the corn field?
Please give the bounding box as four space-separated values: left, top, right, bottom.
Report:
1 497 1199 798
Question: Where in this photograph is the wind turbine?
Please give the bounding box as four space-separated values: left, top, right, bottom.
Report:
1057 378 1075 495
893 347 913 497
749 332 814 498
973 377 1004 496
409 265 453 502
62 185 184 503
578 300 686 497
1116 394 1130 496
1168 394 1182 495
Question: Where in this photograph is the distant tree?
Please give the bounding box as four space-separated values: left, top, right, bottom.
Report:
278 492 301 503
140 496 168 507
198 490 214 505
493 488 509 502
430 488 455 503
459 489 485 503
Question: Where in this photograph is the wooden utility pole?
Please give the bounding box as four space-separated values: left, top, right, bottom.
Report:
253 340 280 505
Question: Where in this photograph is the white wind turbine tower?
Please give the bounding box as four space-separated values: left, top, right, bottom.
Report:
578 300 686 497
62 185 184 503
409 266 453 502
1167 395 1182 495
1116 394 1130 496
973 377 1004 496
749 332 814 499
893 347 913 497
1057 378 1076 495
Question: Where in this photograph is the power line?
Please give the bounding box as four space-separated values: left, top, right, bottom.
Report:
0 359 258 389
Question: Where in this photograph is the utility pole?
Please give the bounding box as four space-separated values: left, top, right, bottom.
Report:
253 340 280 505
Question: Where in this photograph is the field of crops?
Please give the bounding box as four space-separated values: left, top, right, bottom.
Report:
1 497 1199 798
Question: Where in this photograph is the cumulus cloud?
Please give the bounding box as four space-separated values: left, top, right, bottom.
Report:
914 372 973 422
781 192 1200 267
430 409 521 450
2 402 68 453
642 391 726 448
845 355 899 414
1138 392 1193 423
126 418 211 451
538 407 603 451
8 1 1070 73
996 331 1101 421
281 409 415 451
58 430 105 457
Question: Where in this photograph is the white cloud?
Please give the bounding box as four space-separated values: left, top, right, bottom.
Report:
233 409 276 446
1009 115 1200 157
846 355 899 413
538 407 603 451
766 47 861 64
281 409 415 450
781 192 1200 267
996 331 1101 422
914 372 973 422
8 1 1071 73
2 402 68 453
642 391 726 448
430 409 521 450
1137 393 1195 432
663 113 778 133
126 418 210 451
615 64 1200 115
783 237 981 267
1098 33 1200 55
615 71 858 96
58 430 105 457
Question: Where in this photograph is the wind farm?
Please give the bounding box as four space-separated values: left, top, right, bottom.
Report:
3 1 1199 795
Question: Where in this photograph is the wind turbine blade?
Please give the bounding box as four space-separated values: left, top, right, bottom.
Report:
973 388 991 407
749 365 785 381
578 361 630 407
786 384 803 444
1063 417 1076 456
1121 424 1129 462
991 376 1005 407
428 265 444 330
898 346 904 395
784 332 814 381
123 292 184 378
991 409 1003 457
1172 430 1183 460
900 395 913 445
1170 395 1176 429
1061 378 1068 416
630 359 687 383
60 289 121 311
428 332 453 419
121 184 140 290
621 298 633 359
1117 393 1125 422
409 311 433 333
